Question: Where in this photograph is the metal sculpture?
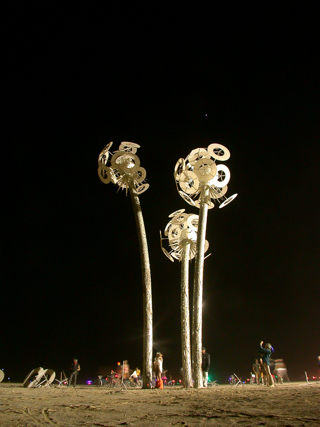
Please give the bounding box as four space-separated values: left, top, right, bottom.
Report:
174 143 237 388
23 367 56 388
98 141 153 389
160 210 210 388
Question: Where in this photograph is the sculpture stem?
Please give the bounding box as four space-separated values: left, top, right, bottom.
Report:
129 187 153 389
181 241 192 388
192 185 209 388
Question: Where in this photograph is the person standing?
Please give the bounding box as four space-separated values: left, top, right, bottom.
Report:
259 341 274 387
252 358 262 384
154 352 163 389
68 358 80 387
202 347 210 387
122 360 130 380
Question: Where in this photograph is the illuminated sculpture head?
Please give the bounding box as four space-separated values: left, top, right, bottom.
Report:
160 209 209 262
97 141 149 195
174 143 237 208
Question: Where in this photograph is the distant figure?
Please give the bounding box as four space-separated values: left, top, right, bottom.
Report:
161 369 168 386
274 359 290 382
122 360 130 380
259 341 274 387
68 358 80 387
136 366 141 379
252 359 261 384
202 347 211 387
116 361 122 380
154 352 163 389
130 367 141 384
258 346 265 384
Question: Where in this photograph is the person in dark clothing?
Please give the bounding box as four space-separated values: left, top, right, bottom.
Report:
202 347 211 387
258 346 266 384
68 358 80 387
259 341 274 387
252 358 261 384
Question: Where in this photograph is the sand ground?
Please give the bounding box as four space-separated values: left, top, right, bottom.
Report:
0 382 319 426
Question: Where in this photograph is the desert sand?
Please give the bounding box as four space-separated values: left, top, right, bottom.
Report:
0 382 319 426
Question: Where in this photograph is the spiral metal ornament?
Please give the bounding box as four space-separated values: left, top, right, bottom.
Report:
174 143 237 209
119 141 140 154
174 158 186 181
98 141 113 166
160 211 209 262
97 141 149 195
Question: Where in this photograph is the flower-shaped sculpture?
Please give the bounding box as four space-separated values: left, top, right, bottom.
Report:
174 143 238 388
160 208 210 389
160 209 209 263
174 143 237 209
97 141 152 389
97 141 149 195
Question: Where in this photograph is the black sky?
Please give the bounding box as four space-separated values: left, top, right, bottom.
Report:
2 5 319 383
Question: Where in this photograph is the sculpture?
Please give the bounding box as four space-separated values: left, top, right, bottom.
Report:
23 367 56 388
97 142 153 388
174 143 237 388
160 210 210 388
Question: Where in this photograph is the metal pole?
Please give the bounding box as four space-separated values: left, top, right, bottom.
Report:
192 185 209 388
129 186 153 389
181 241 192 388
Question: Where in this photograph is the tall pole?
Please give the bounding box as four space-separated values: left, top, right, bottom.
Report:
181 241 192 388
174 144 237 389
98 142 153 390
192 185 209 388
130 187 153 388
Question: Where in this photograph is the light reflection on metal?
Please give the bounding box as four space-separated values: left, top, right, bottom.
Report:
160 211 209 263
98 141 149 196
98 141 153 389
160 210 207 390
174 143 237 208
174 143 238 389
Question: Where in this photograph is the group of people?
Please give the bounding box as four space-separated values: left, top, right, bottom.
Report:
68 342 289 390
153 347 211 389
68 358 142 388
253 341 275 387
113 361 142 385
252 340 290 387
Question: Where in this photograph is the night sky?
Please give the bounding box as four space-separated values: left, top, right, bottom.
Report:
3 5 319 384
